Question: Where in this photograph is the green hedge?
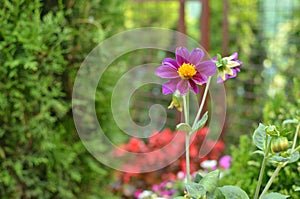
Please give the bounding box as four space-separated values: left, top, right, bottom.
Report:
0 0 125 198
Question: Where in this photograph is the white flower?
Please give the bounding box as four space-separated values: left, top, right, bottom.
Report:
138 190 153 199
200 160 217 169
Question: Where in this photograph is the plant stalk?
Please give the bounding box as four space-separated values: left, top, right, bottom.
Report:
253 154 268 199
292 124 299 150
254 137 270 199
183 93 191 182
192 77 211 128
259 164 283 198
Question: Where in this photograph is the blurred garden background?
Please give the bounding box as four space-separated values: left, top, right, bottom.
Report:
0 0 299 198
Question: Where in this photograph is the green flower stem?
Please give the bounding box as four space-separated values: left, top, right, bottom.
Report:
185 134 191 182
183 93 191 182
254 155 267 199
254 137 270 199
292 124 300 150
292 145 300 153
259 124 300 198
192 77 211 128
259 164 284 198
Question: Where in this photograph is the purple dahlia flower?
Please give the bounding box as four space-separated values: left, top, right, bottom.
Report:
213 52 242 83
155 47 216 95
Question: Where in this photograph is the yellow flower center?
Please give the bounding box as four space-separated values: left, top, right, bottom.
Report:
177 63 197 79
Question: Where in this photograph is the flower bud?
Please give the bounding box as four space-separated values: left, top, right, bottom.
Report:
265 125 278 136
271 137 289 153
168 91 183 112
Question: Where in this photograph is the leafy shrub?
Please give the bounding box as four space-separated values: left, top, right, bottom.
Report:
0 0 125 198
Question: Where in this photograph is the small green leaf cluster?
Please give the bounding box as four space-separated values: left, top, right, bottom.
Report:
253 123 299 164
214 54 228 69
174 170 249 199
177 112 208 135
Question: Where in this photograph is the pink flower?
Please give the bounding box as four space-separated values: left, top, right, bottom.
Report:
219 155 232 169
156 47 216 95
212 52 242 83
134 190 143 199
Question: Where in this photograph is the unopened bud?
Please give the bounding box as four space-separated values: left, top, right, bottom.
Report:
271 137 289 153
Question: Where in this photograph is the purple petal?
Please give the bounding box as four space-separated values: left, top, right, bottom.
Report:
177 79 189 95
155 65 179 79
211 56 217 61
196 60 217 77
188 79 199 94
162 58 179 69
176 47 189 65
227 69 238 80
217 76 225 83
162 78 180 95
236 60 243 67
192 73 207 85
217 70 238 83
229 52 238 60
189 48 204 66
230 69 238 77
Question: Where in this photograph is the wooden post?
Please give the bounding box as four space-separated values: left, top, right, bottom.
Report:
220 0 229 139
177 0 187 46
222 0 229 55
198 0 210 117
200 0 210 51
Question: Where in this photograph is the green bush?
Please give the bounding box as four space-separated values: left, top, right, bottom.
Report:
220 79 300 199
0 0 125 198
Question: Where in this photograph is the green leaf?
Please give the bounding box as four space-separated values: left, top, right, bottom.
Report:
252 150 265 156
269 150 299 164
194 173 203 183
199 170 220 193
176 123 192 133
268 154 289 163
191 111 208 135
185 182 206 198
253 123 267 150
289 151 299 163
207 188 225 199
265 125 279 136
283 119 299 125
174 197 186 199
217 53 222 60
261 192 289 199
0 147 5 159
219 186 249 199
294 186 300 191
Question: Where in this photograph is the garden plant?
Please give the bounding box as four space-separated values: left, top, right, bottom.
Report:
150 47 299 199
1 1 299 199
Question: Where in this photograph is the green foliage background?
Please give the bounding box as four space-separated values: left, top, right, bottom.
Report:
0 0 125 198
0 0 299 198
219 12 300 198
